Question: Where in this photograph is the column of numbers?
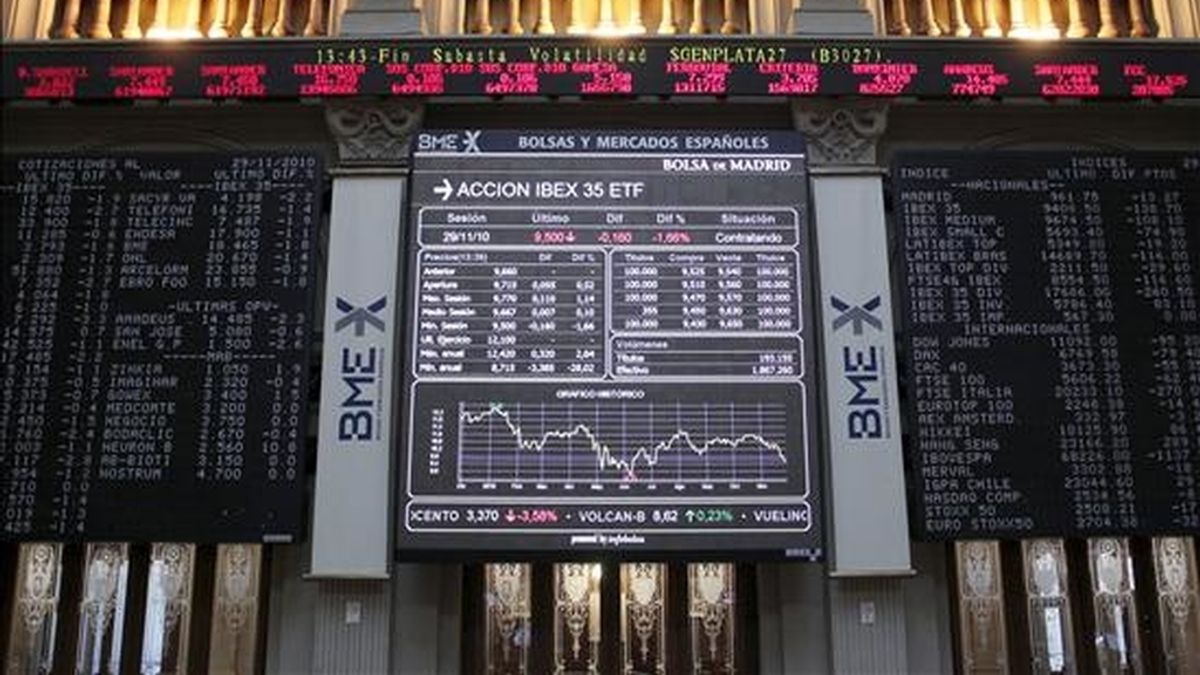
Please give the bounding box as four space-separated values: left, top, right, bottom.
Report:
261 362 303 482
270 188 315 289
212 361 250 481
1149 335 1199 529
60 190 109 534
1042 190 1112 530
2 182 48 534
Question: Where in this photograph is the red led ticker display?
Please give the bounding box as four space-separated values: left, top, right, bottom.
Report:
110 64 174 98
943 63 1011 96
1123 63 1189 97
14 65 87 98
201 64 267 97
1034 62 1101 97
2 38 1196 101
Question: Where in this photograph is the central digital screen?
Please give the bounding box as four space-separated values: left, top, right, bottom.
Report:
396 130 822 558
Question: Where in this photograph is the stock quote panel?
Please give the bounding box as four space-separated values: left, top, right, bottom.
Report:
398 130 822 558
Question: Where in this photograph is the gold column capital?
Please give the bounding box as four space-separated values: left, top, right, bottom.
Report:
325 99 426 167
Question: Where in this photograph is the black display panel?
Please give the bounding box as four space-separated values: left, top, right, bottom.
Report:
1 153 321 542
399 130 821 558
893 152 1200 539
2 38 1197 101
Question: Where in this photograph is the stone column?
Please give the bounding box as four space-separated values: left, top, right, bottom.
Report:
391 565 463 672
790 100 916 674
339 0 422 34
307 99 425 675
1151 0 1200 37
792 0 876 34
759 562 833 672
3 0 53 38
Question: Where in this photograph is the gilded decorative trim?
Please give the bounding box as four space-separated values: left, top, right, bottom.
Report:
18 543 61 633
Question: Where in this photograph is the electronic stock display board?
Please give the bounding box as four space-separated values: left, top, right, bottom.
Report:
894 152 1200 540
399 130 821 558
2 38 1197 101
1 153 321 542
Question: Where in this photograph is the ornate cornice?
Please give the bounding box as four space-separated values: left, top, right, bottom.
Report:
791 100 888 167
325 99 425 166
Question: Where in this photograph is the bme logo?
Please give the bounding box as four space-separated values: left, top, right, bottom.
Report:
831 295 887 440
335 297 386 335
334 296 387 442
416 130 482 153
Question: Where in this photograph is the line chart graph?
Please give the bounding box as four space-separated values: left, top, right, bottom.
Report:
456 401 790 484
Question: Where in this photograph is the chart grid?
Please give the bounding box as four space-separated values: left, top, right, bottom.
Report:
456 401 790 485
